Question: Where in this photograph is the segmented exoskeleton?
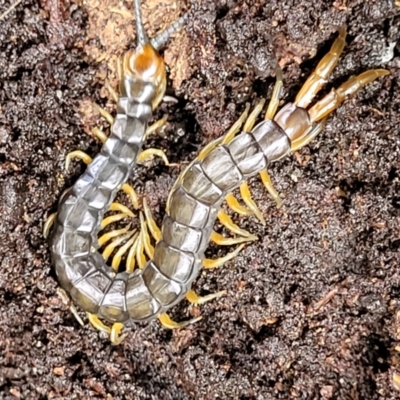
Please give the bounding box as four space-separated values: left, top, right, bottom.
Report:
45 0 189 344
125 27 389 329
104 28 389 334
47 18 389 345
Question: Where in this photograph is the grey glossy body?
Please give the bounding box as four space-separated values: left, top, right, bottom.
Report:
50 76 157 323
50 96 303 324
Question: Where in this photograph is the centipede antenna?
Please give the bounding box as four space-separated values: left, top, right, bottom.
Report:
0 0 22 21
150 12 188 50
134 0 149 46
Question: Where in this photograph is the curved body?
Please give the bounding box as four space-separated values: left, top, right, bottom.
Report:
50 75 158 322
51 101 299 324
49 23 388 331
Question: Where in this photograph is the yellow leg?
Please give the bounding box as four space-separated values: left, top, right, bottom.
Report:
203 244 245 269
158 313 202 329
92 126 107 143
43 212 56 238
308 69 390 123
102 230 136 264
122 183 140 210
222 103 251 144
239 182 266 225
109 202 135 217
87 313 111 334
137 148 178 167
136 234 147 269
217 210 253 238
100 213 129 229
65 150 92 170
144 116 168 140
186 289 226 305
293 70 388 151
143 198 162 242
126 233 140 273
98 226 130 247
91 95 114 142
259 170 283 208
225 193 253 216
93 103 114 125
265 64 284 120
87 313 127 345
105 80 119 103
111 232 139 271
140 212 154 259
210 231 257 246
243 99 266 132
110 323 127 345
292 69 388 161
295 26 347 109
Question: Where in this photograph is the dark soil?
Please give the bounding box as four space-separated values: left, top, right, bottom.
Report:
1 0 400 399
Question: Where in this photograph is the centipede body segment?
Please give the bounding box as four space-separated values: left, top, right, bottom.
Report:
46 12 389 345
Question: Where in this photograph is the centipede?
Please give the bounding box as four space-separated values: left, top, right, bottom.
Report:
45 1 389 345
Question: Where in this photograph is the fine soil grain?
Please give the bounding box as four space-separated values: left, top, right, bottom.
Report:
0 0 400 399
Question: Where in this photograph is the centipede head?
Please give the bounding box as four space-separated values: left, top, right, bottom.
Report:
118 0 188 109
120 45 167 109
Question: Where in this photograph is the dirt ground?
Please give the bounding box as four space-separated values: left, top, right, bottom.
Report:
0 0 400 399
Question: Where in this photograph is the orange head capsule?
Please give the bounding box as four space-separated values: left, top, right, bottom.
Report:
120 44 166 109
116 0 187 109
